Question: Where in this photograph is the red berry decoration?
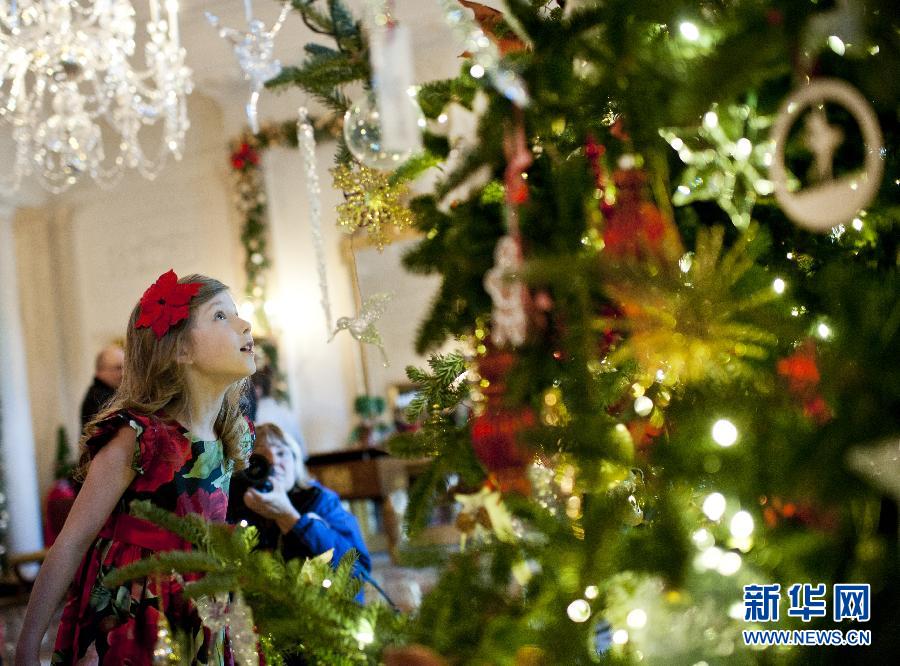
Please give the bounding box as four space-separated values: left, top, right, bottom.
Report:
602 168 683 265
471 349 536 494
230 141 260 171
777 340 832 424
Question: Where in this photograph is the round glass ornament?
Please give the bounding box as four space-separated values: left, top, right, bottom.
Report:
342 92 425 169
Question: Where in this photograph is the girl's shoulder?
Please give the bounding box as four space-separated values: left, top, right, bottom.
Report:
84 409 183 458
239 415 255 458
85 409 198 490
88 407 178 434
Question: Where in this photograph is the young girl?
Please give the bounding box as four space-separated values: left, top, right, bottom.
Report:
16 270 256 666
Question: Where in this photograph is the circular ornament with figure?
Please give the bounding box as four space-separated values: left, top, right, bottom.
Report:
769 78 884 232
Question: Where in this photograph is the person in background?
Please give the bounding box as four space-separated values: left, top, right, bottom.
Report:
79 343 125 427
228 423 371 596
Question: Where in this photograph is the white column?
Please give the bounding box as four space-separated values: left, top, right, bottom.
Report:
0 206 44 555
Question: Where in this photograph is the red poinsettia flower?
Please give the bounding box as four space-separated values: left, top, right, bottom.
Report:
132 423 193 493
135 270 202 339
176 487 229 522
231 141 260 171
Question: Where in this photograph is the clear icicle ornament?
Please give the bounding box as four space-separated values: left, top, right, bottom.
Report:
298 107 334 336
228 593 260 666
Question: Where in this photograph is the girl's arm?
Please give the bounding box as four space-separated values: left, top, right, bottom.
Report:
15 428 137 665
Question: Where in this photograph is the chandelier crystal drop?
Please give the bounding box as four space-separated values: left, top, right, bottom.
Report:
0 0 193 193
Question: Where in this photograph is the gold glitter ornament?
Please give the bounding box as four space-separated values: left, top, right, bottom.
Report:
153 612 180 664
331 163 414 250
599 224 779 386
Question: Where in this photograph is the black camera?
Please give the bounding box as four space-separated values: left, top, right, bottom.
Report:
232 452 274 494
227 452 274 526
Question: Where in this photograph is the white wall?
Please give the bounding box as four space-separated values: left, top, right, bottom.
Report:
262 142 449 454
262 143 359 454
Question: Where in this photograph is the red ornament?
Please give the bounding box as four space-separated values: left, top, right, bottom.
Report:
602 169 683 265
135 269 203 339
777 340 831 424
777 340 821 393
43 478 76 546
761 496 838 531
478 348 517 387
471 349 536 493
472 409 536 471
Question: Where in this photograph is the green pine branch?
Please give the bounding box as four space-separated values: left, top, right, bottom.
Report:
102 551 222 588
269 0 369 117
101 501 402 663
129 500 211 550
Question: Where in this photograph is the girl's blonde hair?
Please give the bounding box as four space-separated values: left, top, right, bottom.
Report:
80 274 249 475
254 422 311 489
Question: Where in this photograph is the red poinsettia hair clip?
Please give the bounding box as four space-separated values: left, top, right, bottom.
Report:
135 269 203 339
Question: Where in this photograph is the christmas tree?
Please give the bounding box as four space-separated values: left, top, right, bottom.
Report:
378 1 897 662
127 1 898 663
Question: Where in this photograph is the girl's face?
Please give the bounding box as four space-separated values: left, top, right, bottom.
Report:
255 438 295 488
184 292 256 384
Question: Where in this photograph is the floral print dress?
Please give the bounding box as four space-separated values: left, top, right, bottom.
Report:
52 409 253 666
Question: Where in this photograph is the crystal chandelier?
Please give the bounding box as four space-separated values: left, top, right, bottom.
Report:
0 1 192 193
